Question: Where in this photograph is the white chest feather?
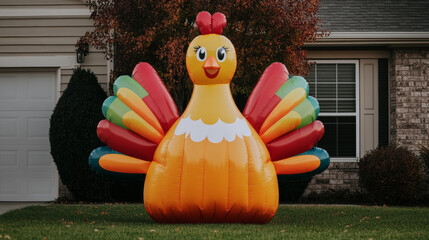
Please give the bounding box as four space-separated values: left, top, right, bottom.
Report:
174 116 252 143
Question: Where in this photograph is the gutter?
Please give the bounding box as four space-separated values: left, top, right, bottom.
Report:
307 32 429 47
0 7 91 19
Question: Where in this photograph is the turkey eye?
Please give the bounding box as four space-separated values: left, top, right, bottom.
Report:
216 47 226 62
196 47 206 61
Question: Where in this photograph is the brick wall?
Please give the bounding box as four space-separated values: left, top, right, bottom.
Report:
303 162 360 196
390 48 429 199
390 48 429 152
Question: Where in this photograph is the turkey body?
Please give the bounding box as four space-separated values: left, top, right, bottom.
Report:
143 84 279 223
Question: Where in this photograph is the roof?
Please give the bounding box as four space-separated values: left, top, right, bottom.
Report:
318 0 429 32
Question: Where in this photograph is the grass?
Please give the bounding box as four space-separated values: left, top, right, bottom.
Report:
0 204 428 239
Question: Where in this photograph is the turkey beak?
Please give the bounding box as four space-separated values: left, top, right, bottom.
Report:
203 56 220 71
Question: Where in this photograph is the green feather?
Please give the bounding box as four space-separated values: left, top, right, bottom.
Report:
293 98 316 129
275 76 309 99
102 96 115 117
113 75 148 99
103 97 131 129
308 96 320 117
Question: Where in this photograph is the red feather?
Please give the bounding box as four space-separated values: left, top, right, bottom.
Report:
266 120 325 161
132 62 179 133
97 120 157 161
243 62 289 132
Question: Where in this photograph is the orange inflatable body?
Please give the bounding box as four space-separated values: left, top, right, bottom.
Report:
144 84 278 223
89 11 330 224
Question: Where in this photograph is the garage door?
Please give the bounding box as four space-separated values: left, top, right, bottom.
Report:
0 70 58 201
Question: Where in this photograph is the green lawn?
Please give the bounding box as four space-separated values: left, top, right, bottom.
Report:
0 204 428 239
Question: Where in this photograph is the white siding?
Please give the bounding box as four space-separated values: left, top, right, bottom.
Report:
0 0 83 5
0 0 108 93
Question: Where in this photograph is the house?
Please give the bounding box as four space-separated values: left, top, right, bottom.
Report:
303 0 429 195
0 0 428 201
0 0 109 201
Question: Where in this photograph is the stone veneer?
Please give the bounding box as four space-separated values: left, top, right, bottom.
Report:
390 48 429 152
303 162 360 196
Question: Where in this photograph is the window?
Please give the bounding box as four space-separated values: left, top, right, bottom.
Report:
306 60 359 160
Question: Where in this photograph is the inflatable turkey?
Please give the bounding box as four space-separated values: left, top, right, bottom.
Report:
89 11 329 223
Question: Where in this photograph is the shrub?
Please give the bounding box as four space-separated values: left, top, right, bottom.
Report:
358 145 424 205
278 178 312 203
420 145 429 171
300 189 372 205
50 68 112 201
418 145 429 204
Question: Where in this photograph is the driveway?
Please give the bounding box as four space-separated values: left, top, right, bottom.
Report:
0 202 46 215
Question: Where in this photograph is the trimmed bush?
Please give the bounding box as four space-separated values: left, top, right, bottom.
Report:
300 189 371 205
419 145 429 203
358 145 424 205
50 68 111 201
278 178 312 203
420 145 429 171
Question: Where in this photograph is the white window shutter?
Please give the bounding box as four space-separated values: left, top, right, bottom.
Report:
360 59 379 157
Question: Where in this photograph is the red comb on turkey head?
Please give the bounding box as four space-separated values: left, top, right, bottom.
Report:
196 11 227 35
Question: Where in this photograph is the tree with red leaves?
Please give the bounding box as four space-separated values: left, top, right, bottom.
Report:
79 0 327 112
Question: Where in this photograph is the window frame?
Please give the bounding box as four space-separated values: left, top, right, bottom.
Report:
309 59 360 162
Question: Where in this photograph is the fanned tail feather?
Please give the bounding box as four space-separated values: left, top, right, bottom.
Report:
97 120 157 161
132 62 179 133
260 95 320 143
89 146 149 181
274 147 330 182
102 95 163 143
113 75 163 135
243 62 289 132
244 62 330 180
267 120 324 161
259 76 309 134
90 62 179 178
